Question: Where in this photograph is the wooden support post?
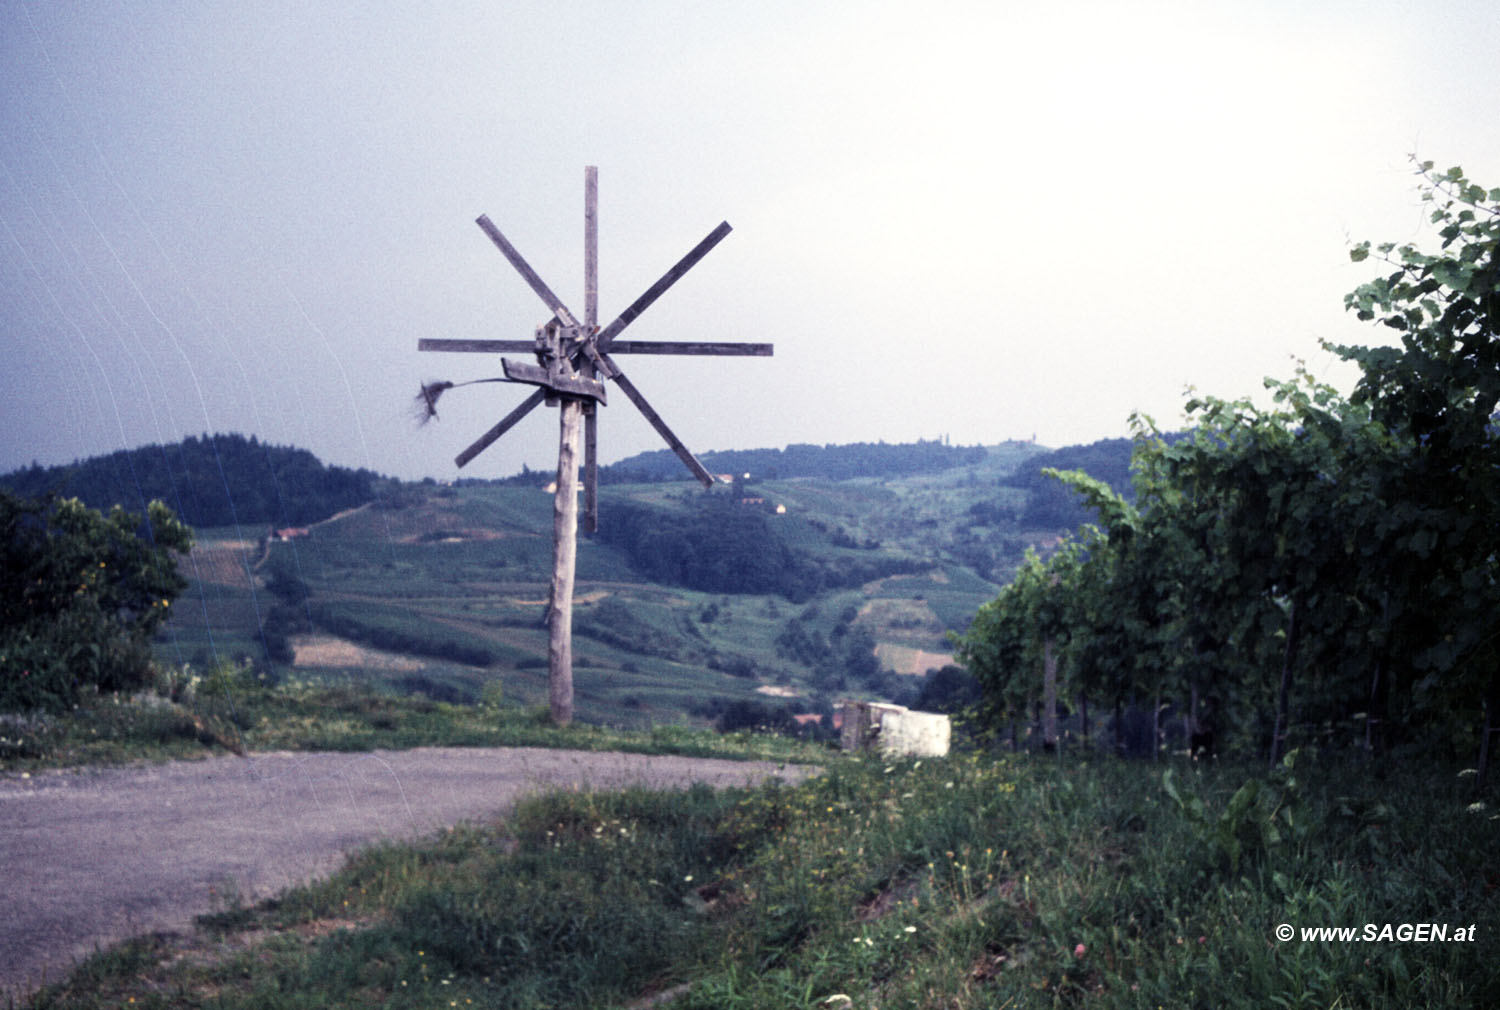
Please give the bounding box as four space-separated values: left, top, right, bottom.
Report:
549 398 582 726
543 165 597 725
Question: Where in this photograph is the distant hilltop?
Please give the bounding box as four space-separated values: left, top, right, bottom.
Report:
0 433 382 529
598 438 995 483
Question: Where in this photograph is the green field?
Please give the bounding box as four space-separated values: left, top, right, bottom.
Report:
154 446 1050 729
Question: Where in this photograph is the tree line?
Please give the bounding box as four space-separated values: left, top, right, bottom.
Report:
599 438 987 484
958 162 1500 786
1 433 380 529
999 436 1180 530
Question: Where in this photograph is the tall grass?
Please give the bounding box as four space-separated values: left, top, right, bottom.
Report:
0 665 828 772
19 750 1495 1009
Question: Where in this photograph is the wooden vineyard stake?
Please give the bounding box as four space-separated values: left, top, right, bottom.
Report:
418 167 771 725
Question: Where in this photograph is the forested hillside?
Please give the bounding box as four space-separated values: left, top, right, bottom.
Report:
1 433 380 528
1000 435 1187 529
598 437 989 483
596 494 922 601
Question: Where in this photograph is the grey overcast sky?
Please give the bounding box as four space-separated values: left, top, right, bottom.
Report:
3 0 1498 482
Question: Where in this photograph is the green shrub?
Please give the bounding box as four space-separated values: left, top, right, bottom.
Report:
2 491 190 712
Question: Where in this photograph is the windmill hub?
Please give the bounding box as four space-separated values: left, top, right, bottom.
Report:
419 169 771 525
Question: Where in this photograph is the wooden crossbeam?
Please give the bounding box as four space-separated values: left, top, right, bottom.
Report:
419 338 770 356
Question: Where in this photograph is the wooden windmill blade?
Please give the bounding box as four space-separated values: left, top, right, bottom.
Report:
594 350 716 487
419 337 772 355
582 166 600 532
603 340 773 355
579 219 750 492
583 401 599 531
418 338 538 354
454 388 548 468
474 215 581 328
595 221 732 352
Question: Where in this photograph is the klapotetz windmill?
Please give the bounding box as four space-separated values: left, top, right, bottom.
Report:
418 166 771 723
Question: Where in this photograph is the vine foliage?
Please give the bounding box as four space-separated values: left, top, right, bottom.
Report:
958 160 1500 783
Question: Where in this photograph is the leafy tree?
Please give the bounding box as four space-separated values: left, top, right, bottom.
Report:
959 161 1499 779
1 490 193 711
1338 160 1500 781
913 664 982 714
958 539 1086 750
1047 462 1191 757
716 698 797 735
1150 374 1397 764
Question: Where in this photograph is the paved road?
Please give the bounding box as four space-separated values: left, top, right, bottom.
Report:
0 747 814 998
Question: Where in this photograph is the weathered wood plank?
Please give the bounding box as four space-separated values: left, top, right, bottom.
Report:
454 388 547 468
595 221 732 351
601 353 715 487
475 215 581 329
501 359 607 403
419 338 537 354
585 166 599 329
583 167 600 534
604 340 773 356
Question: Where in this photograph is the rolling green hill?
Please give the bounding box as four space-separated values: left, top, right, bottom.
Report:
149 438 1121 729
0 433 383 528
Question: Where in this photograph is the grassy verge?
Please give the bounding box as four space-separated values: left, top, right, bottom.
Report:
18 750 1496 1009
0 666 830 772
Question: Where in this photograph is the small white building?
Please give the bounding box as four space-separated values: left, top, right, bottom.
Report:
840 700 950 758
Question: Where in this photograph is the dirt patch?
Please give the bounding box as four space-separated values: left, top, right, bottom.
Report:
860 568 950 594
290 634 425 671
196 539 261 552
396 528 514 544
187 546 259 589
875 643 953 676
313 504 370 527
858 597 944 631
